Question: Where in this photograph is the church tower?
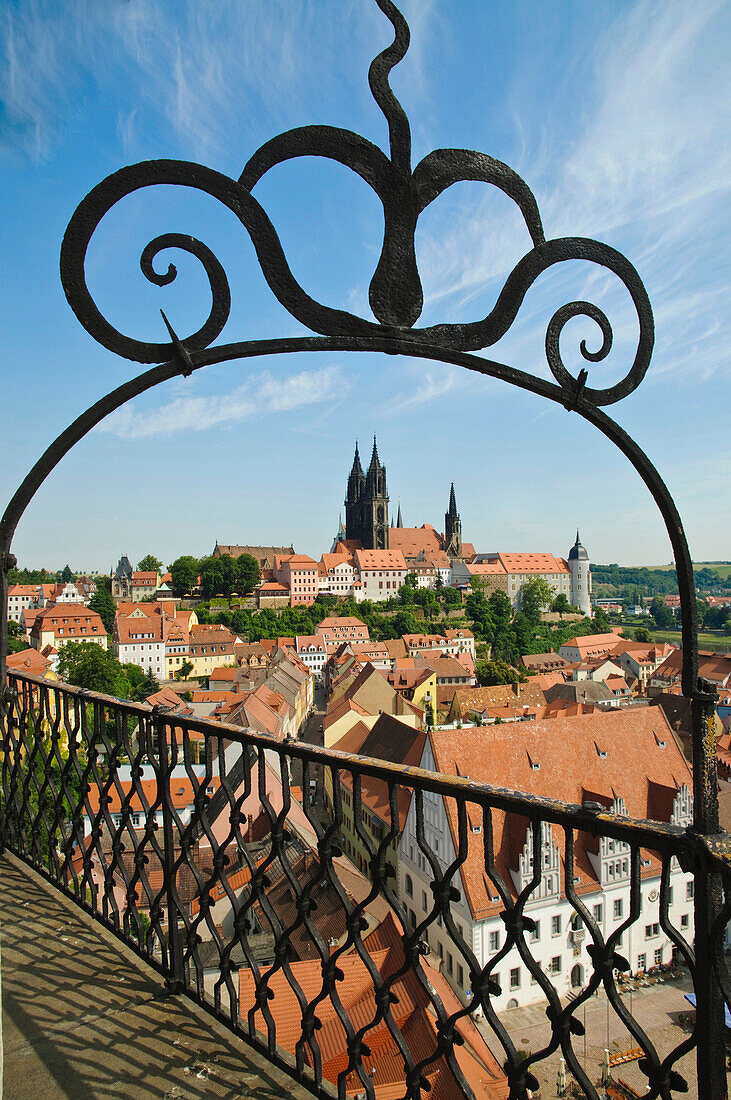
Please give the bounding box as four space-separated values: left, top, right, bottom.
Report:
344 439 389 548
363 437 389 549
344 442 365 545
444 483 462 558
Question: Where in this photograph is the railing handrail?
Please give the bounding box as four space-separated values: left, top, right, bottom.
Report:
5 668 711 863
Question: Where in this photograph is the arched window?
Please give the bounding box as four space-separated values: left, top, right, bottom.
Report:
405 874 413 897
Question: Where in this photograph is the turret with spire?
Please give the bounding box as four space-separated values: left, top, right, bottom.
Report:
567 529 591 615
444 482 462 559
396 500 403 528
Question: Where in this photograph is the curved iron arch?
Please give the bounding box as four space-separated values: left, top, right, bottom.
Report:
0 1 726 1094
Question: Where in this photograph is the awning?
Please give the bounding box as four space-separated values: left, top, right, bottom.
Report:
684 993 731 1029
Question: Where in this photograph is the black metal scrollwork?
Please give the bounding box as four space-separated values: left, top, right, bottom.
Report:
59 0 653 408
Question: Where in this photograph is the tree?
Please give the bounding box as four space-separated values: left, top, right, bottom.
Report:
475 659 527 686
137 554 162 572
649 596 673 630
8 620 20 637
170 555 200 596
61 564 73 583
520 577 555 625
199 556 225 599
551 593 572 619
89 587 116 633
442 587 462 608
235 553 261 595
175 659 195 681
130 668 160 702
634 626 652 643
593 608 610 633
392 609 418 636
58 642 131 697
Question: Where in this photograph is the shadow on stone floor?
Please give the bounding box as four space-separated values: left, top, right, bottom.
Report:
0 852 312 1099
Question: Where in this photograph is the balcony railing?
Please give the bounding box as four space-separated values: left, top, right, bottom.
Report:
2 669 730 1099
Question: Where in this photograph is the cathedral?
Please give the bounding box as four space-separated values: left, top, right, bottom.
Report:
342 439 467 560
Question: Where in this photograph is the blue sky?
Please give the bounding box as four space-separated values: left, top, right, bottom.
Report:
1 0 729 573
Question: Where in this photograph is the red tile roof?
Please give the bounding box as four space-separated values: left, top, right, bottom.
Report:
429 708 691 920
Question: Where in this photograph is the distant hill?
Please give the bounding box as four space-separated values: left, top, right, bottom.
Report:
593 563 731 595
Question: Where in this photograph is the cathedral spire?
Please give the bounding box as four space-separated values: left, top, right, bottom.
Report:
397 500 403 527
350 440 364 478
368 434 381 472
448 482 457 517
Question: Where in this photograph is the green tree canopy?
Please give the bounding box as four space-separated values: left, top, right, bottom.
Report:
475 658 528 686
520 577 555 625
441 587 462 608
170 555 200 596
634 626 652 643
61 564 73 583
59 642 131 697
551 593 572 618
175 659 195 681
593 608 610 633
235 553 261 595
89 587 116 633
137 554 162 572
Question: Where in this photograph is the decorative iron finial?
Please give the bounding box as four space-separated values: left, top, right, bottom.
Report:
59 0 653 410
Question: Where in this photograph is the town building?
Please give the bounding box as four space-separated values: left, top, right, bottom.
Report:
398 709 694 1011
113 609 166 681
30 604 107 652
212 542 294 570
272 553 319 607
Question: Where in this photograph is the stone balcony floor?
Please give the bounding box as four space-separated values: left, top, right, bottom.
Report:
0 852 312 1099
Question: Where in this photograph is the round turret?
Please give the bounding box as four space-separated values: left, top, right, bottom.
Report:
568 530 588 561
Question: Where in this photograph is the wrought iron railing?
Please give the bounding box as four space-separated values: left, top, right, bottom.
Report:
1 1 730 1096
1 669 729 1099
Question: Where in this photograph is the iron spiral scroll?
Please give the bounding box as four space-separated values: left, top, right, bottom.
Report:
2 2 729 1099
59 0 652 410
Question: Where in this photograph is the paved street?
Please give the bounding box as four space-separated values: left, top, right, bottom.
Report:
476 971 727 1096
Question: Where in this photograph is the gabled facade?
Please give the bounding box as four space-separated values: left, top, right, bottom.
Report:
399 711 694 1011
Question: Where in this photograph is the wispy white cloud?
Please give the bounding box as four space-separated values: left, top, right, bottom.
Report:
414 0 730 385
0 0 433 163
99 364 347 439
380 365 464 417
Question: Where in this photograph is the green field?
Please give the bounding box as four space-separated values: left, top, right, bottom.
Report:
644 628 731 652
646 562 731 579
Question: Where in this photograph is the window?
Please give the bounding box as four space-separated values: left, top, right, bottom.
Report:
550 956 562 974
654 948 663 966
613 899 623 919
645 923 660 939
570 913 581 931
447 953 453 975
422 891 427 911
593 904 603 923
405 875 413 897
489 931 500 953
551 915 561 937
457 964 464 987
530 921 540 943
680 913 690 929
686 881 694 900
637 953 646 971
510 967 521 990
